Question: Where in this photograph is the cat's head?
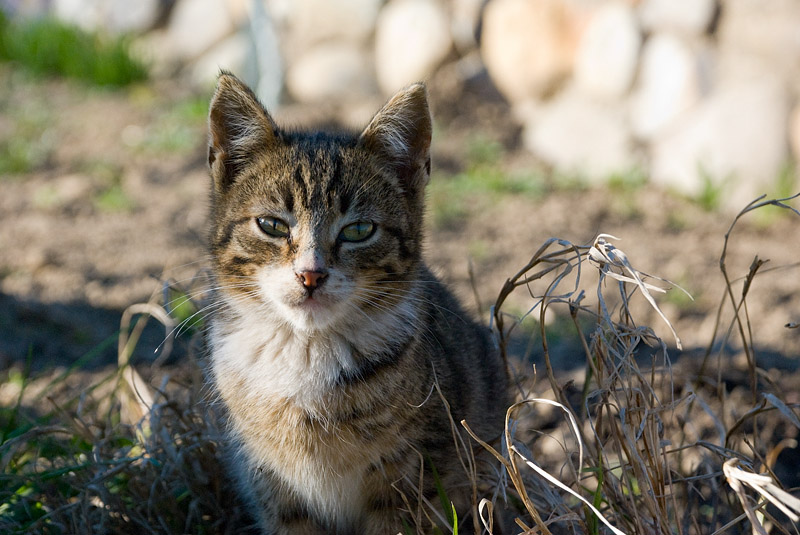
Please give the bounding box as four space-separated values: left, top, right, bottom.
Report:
207 73 432 332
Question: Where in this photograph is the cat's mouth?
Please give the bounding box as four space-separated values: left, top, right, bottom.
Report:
282 291 342 331
253 270 348 331
296 295 325 310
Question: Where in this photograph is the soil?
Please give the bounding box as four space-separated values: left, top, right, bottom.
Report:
1 65 799 380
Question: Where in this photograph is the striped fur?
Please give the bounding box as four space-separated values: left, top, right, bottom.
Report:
206 73 508 534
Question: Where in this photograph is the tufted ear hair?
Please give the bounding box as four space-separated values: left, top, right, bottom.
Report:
358 83 432 194
208 72 278 192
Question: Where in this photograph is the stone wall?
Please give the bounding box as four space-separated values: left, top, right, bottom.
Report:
5 0 800 209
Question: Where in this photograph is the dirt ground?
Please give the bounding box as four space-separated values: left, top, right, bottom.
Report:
1 66 799 378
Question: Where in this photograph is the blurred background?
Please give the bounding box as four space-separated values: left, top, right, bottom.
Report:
0 0 799 373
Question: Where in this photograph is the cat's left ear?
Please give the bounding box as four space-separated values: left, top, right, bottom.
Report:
208 72 279 193
359 83 432 193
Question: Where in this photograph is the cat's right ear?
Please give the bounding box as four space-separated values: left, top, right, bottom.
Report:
359 83 432 196
208 72 278 192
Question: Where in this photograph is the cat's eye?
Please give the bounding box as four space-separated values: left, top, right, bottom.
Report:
339 221 375 243
257 217 290 238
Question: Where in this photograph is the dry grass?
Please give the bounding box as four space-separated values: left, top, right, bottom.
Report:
2 195 799 534
0 307 254 534
468 194 800 535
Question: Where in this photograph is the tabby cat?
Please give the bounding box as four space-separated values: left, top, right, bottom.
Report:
206 72 509 535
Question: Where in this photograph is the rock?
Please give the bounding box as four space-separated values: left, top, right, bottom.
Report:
574 2 641 100
226 0 251 26
630 33 703 140
374 0 452 94
106 0 163 33
52 0 103 31
718 0 800 83
650 74 790 211
189 32 251 88
450 0 484 52
53 0 162 33
247 0 285 110
638 0 717 35
713 49 789 108
165 0 236 61
523 85 638 182
286 42 375 103
281 0 383 57
481 0 581 103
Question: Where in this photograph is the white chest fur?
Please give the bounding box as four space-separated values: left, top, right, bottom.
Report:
209 294 418 405
209 298 418 525
210 314 357 405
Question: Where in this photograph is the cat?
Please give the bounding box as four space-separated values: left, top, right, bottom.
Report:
205 71 509 535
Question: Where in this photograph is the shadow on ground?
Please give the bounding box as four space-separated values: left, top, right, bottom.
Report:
0 292 180 372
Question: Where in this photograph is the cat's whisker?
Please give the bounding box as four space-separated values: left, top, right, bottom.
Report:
162 284 243 309
156 300 227 352
159 256 215 275
346 296 445 355
347 294 441 346
356 286 465 321
350 294 444 357
347 295 399 319
341 299 382 326
157 286 266 352
161 286 258 326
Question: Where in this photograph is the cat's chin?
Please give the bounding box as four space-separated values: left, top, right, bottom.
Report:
280 296 343 333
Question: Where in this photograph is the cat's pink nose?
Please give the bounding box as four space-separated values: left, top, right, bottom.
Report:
297 270 328 290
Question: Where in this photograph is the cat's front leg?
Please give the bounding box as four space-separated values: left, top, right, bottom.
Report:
238 464 325 535
261 510 328 535
361 507 405 535
360 472 408 535
251 491 328 535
